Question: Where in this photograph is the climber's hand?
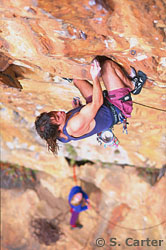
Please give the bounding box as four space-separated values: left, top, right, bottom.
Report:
90 59 101 80
86 199 91 209
72 97 82 108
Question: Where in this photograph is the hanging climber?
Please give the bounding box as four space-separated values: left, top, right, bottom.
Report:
35 57 147 153
68 185 90 229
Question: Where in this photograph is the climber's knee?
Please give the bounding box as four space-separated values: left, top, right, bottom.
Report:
103 60 115 71
103 59 111 67
101 60 115 77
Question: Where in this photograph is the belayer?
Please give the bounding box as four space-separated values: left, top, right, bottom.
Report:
68 186 90 229
35 57 147 153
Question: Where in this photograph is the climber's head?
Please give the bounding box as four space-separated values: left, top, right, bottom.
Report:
70 192 83 206
35 111 66 154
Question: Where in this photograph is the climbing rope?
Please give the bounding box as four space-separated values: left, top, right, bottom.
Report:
87 202 166 232
72 164 77 185
133 101 166 112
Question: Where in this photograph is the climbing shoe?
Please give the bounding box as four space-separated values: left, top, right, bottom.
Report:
62 77 73 83
70 224 83 230
76 223 83 229
131 70 147 95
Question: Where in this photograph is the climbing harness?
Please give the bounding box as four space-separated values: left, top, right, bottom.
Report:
119 92 132 103
96 91 129 148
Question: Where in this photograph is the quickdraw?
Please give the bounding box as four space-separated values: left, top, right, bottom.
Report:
118 113 129 134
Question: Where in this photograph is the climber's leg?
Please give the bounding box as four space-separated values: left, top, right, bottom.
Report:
101 60 134 91
99 59 133 118
70 210 79 227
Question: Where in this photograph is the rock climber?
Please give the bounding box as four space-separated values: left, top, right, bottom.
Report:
35 57 147 153
68 186 90 229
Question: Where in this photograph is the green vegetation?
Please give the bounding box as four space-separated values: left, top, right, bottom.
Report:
65 144 77 159
0 161 38 189
65 144 78 166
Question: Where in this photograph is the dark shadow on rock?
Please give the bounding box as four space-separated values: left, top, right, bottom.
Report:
0 52 12 71
80 180 102 209
95 0 114 12
65 157 94 167
0 64 23 89
0 60 38 90
30 218 63 246
136 167 162 186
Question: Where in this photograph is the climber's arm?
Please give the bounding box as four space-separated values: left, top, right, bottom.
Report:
67 60 103 136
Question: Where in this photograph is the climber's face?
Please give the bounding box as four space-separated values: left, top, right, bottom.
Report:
73 192 83 202
48 111 66 126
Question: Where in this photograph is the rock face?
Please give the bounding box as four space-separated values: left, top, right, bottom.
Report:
0 0 166 249
0 0 166 79
0 0 166 169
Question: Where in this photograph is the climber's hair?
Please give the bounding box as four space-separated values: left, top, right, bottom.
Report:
35 112 60 154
